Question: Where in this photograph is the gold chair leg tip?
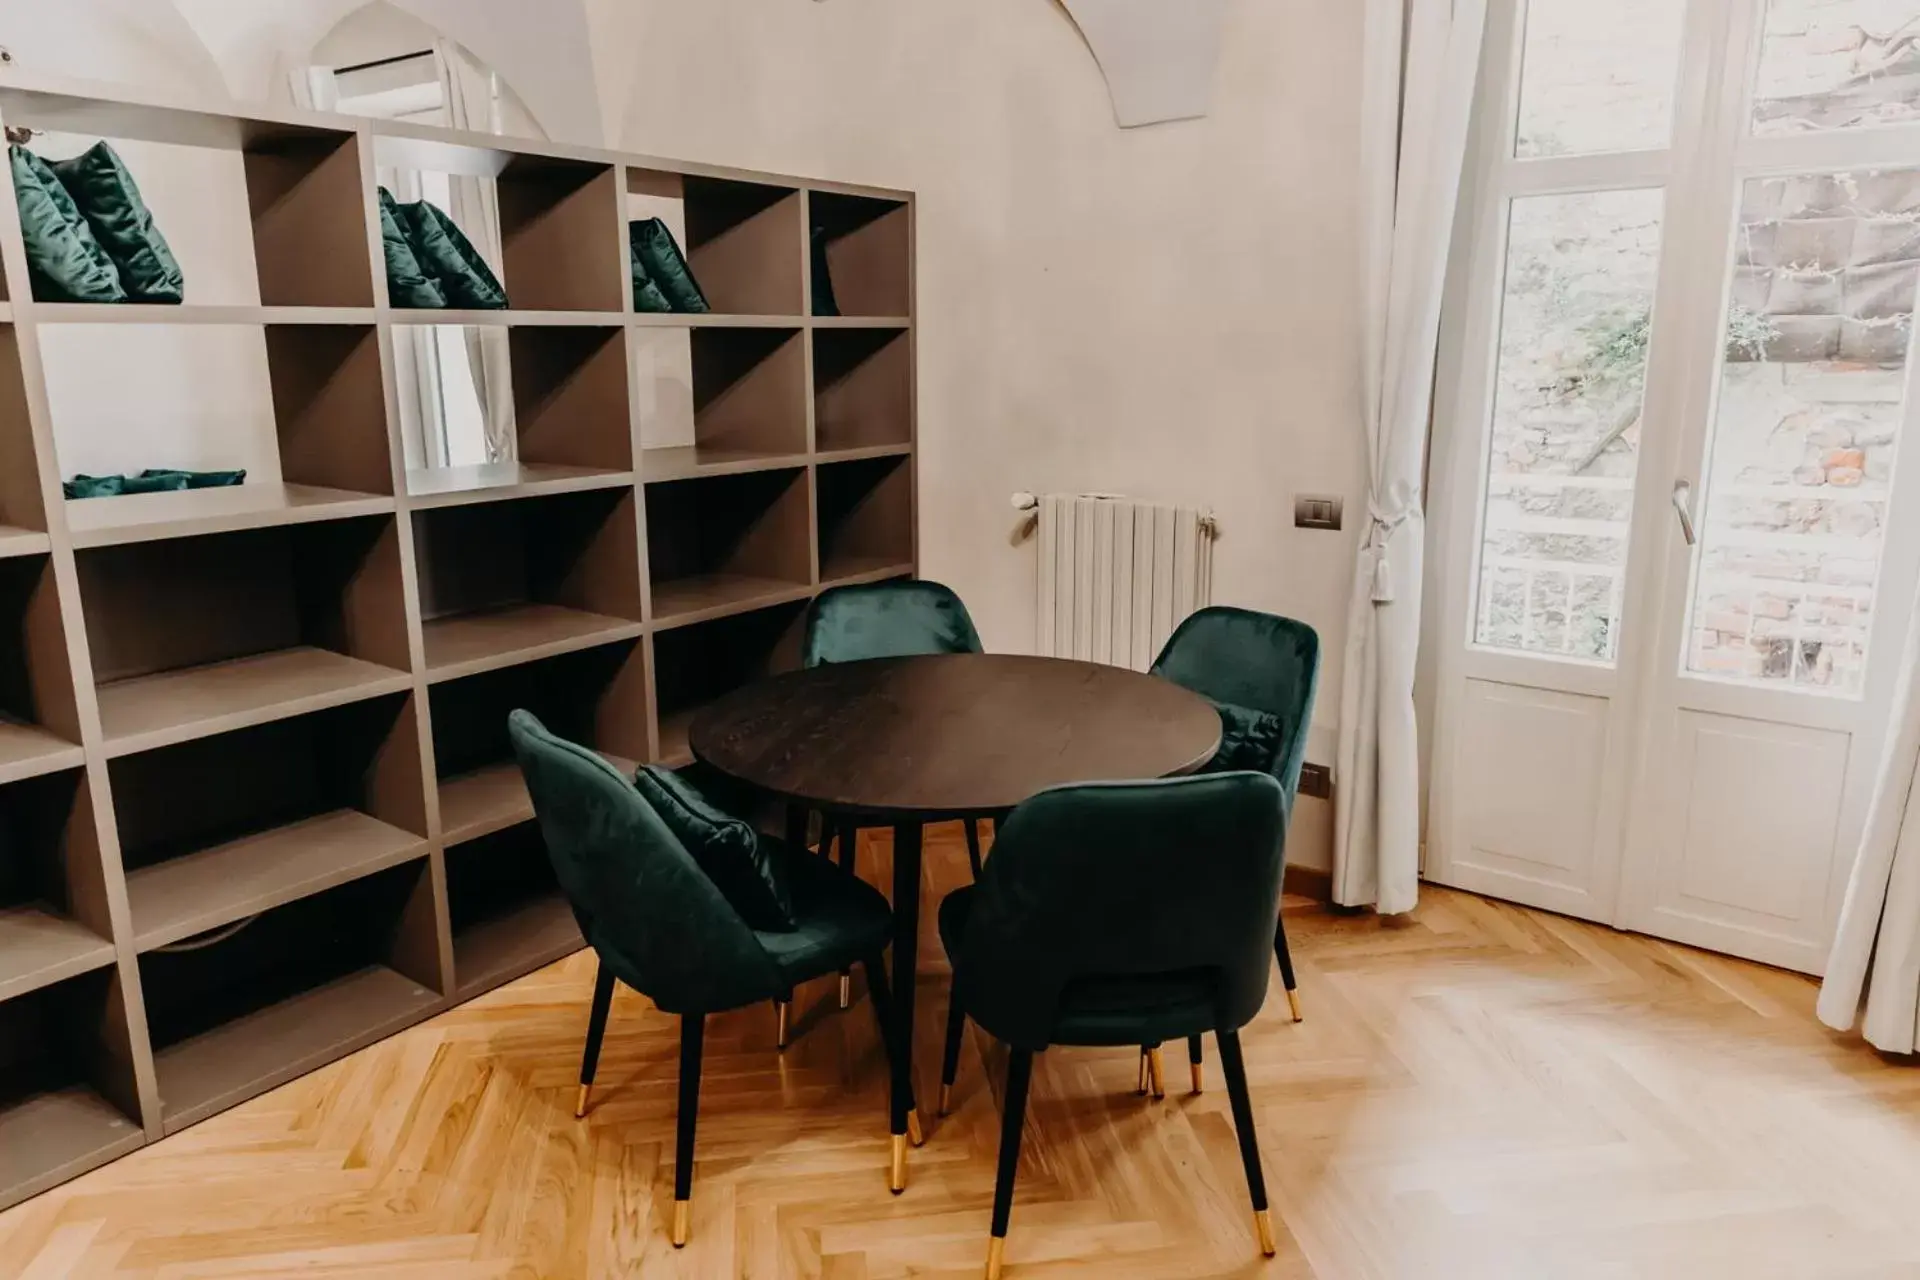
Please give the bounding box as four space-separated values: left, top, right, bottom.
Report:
574 1084 590 1118
671 1199 690 1248
1146 1049 1165 1099
838 974 851 1009
889 1134 908 1194
776 1001 791 1049
1255 1208 1277 1257
1286 989 1303 1022
938 1083 953 1117
907 1110 925 1147
1190 1063 1203 1094
986 1235 1006 1280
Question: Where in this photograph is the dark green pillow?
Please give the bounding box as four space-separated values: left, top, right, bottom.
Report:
377 188 445 309
136 468 246 489
49 142 182 303
630 219 708 313
10 146 124 303
64 468 246 499
1205 701 1287 776
630 251 672 313
396 199 506 309
632 765 794 930
811 225 839 317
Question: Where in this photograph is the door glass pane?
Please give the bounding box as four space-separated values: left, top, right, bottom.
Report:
1754 1 1920 135
1474 189 1666 662
1514 0 1687 157
1685 169 1918 693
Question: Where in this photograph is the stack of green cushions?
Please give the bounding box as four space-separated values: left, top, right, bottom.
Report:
65 469 245 500
378 187 506 309
630 218 709 314
631 764 795 930
10 141 184 304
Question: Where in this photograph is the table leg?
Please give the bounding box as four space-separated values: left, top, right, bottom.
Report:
888 820 923 1193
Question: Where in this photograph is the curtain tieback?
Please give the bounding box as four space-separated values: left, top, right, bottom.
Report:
1364 500 1414 604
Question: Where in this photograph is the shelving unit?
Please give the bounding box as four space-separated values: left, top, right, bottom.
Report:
0 71 915 1209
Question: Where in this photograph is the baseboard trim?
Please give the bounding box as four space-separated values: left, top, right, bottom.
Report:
1284 864 1332 905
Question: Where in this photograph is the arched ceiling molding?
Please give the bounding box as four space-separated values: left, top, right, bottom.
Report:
1059 0 1228 128
0 0 225 94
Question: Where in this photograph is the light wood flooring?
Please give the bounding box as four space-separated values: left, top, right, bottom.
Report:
4 824 1919 1278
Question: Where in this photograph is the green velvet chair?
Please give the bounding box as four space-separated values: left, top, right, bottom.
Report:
800 579 989 1015
936 773 1289 1278
509 710 904 1247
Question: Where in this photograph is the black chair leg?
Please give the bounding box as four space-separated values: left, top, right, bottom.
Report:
964 818 984 879
837 823 859 1009
1187 1034 1204 1094
671 1013 706 1248
1274 915 1302 1022
837 820 858 872
1217 1026 1276 1258
863 954 921 1146
986 1046 1034 1280
939 991 967 1116
575 961 616 1117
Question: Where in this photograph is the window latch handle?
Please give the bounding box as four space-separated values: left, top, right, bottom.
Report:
1671 478 1698 548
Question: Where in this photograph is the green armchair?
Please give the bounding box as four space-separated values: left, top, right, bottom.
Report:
1150 605 1318 1030
799 579 989 1013
509 710 903 1247
936 772 1289 1278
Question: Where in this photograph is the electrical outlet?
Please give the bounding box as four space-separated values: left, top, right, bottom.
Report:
1294 495 1343 531
1297 762 1332 800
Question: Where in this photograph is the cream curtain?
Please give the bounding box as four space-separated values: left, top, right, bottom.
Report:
435 39 516 464
1818 585 1920 1053
1333 0 1486 913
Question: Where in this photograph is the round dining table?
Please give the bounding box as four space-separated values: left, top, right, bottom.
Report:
688 652 1222 1184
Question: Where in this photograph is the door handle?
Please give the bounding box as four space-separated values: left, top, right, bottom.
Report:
1671 478 1698 547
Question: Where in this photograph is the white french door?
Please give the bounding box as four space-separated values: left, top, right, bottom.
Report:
1428 0 1920 972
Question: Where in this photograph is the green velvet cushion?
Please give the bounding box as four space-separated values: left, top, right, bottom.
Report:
803 580 983 667
49 142 182 304
630 219 708 313
396 198 506 309
811 225 839 318
630 247 673 313
10 146 125 303
65 469 245 499
753 843 892 985
377 188 446 309
632 765 794 931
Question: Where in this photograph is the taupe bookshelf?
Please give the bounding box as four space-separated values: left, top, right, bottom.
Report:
0 72 916 1210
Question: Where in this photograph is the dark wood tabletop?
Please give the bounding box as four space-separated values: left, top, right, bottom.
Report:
688 652 1222 819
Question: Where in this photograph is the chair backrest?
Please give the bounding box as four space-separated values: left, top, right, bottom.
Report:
508 710 781 1015
802 579 983 667
1151 605 1319 805
950 772 1286 1050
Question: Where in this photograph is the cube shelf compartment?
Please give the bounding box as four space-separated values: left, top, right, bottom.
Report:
431 642 647 846
139 860 440 1132
75 515 412 756
0 73 914 1203
414 488 645 680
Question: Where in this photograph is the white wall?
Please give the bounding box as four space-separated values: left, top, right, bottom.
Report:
595 0 1369 759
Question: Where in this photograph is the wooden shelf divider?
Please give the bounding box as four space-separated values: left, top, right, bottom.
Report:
0 71 914 1207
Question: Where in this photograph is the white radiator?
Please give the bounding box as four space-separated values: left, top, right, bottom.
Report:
1024 493 1216 671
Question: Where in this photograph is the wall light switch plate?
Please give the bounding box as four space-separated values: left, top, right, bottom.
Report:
1298 762 1332 800
1294 495 1343 531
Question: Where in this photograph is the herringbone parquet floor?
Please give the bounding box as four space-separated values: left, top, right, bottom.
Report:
4 824 1919 1279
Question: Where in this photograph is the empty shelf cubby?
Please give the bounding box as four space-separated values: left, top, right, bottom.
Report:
74 514 412 756
813 327 911 453
644 468 812 625
431 640 649 846
650 600 807 766
0 554 85 782
628 168 803 316
110 693 429 955
413 487 644 681
0 768 113 1005
138 858 440 1133
447 824 581 999
809 191 910 318
0 968 145 1211
817 455 914 583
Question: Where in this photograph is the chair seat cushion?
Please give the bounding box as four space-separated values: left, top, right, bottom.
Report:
1206 700 1287 776
50 142 184 303
633 765 795 931
939 886 1220 1047
754 841 893 985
